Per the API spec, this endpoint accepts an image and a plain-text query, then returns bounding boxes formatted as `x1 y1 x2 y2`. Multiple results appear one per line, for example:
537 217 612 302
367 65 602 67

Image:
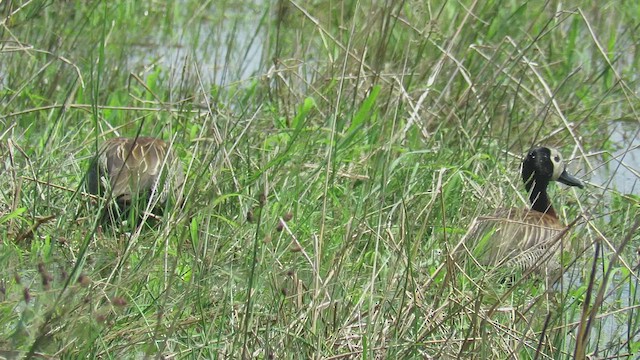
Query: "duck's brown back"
88 137 184 207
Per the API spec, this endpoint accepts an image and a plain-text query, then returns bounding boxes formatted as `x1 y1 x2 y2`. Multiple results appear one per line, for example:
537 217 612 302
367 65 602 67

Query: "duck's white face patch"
549 148 565 180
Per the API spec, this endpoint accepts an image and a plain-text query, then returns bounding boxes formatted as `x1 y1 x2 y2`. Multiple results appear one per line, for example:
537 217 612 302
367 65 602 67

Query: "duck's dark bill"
558 170 584 188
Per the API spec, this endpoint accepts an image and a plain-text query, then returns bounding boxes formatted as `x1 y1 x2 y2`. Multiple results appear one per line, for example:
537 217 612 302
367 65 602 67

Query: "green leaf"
0 207 27 224
347 85 380 134
291 97 316 129
190 217 199 248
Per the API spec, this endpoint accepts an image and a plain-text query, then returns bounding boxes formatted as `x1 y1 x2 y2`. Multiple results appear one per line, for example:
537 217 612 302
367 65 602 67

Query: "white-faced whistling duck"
468 146 584 276
87 136 184 222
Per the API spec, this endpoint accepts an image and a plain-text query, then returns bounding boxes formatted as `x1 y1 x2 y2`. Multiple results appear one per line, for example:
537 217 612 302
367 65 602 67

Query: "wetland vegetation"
1 0 639 358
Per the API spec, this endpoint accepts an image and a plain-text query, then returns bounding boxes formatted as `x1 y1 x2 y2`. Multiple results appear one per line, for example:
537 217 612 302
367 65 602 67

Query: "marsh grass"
1 0 639 358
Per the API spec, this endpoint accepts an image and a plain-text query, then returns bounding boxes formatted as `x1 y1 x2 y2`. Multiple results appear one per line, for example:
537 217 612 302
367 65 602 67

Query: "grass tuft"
0 0 639 358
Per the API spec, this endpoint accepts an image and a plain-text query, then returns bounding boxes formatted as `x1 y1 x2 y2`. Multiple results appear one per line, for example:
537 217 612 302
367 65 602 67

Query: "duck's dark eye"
554 155 560 162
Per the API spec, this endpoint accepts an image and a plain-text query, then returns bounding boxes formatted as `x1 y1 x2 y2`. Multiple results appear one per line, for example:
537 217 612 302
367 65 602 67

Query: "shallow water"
591 121 640 195
126 2 266 87
562 263 640 355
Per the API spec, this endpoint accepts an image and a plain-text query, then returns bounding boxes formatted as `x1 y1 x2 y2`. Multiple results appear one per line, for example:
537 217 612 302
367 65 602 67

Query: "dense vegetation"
1 0 639 358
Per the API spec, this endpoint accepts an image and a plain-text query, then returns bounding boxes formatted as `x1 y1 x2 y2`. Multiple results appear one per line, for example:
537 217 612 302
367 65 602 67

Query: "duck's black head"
522 147 584 192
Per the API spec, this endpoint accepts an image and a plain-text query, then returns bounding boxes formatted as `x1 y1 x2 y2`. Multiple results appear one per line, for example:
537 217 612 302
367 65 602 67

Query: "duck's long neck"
528 180 557 218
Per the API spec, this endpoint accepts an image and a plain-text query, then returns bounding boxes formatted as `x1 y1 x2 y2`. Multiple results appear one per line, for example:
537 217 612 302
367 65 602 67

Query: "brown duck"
87 136 184 221
468 147 584 275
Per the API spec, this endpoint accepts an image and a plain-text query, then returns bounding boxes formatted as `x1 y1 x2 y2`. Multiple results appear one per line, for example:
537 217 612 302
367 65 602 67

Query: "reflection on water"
565 117 639 351
559 120 640 354
127 2 266 86
593 121 640 195
562 264 640 355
